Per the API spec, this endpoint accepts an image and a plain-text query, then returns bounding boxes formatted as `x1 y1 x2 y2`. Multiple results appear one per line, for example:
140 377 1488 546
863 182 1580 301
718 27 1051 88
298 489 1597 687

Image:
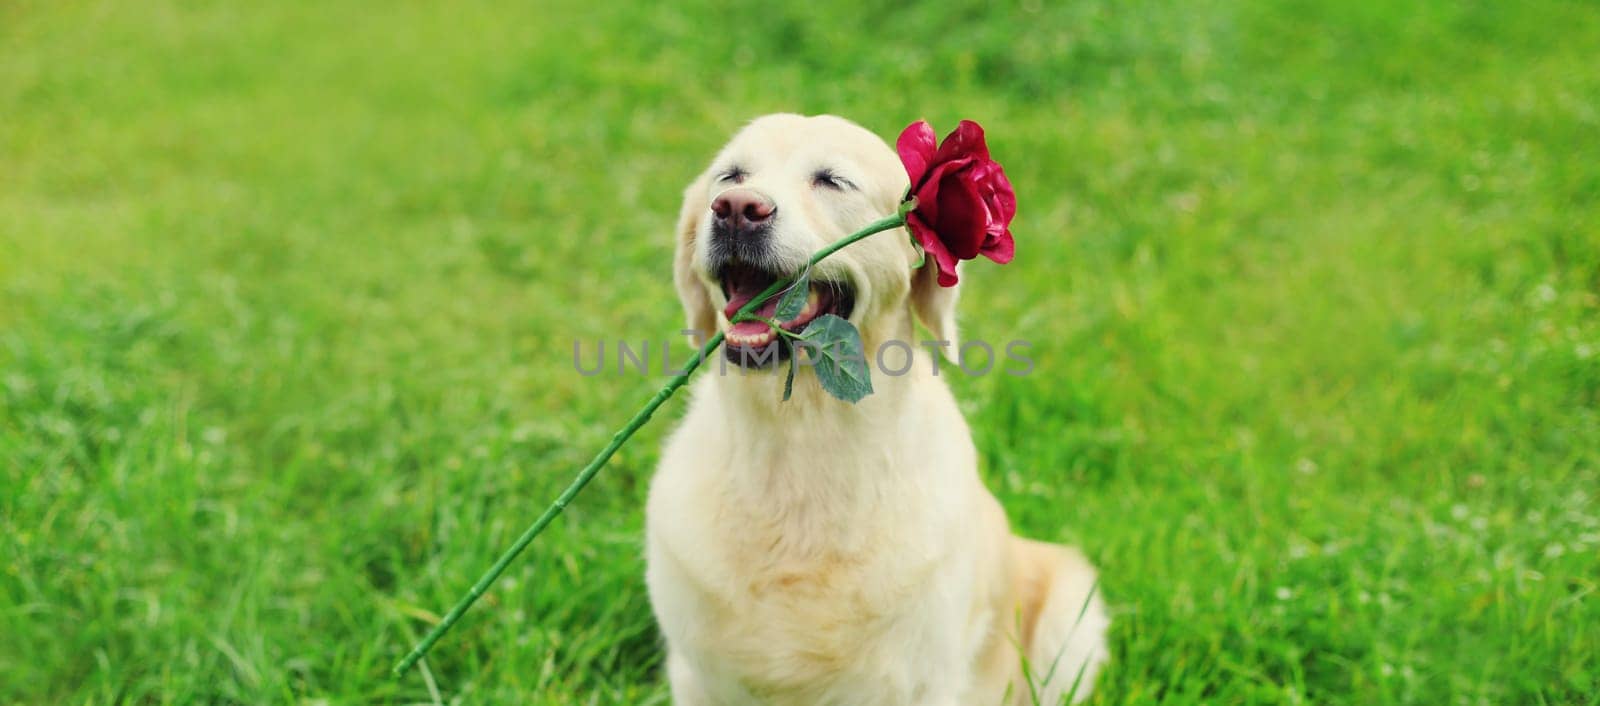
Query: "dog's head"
673 114 958 379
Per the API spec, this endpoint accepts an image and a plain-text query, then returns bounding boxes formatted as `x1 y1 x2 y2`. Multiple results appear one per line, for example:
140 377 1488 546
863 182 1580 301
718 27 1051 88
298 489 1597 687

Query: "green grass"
3 0 1597 703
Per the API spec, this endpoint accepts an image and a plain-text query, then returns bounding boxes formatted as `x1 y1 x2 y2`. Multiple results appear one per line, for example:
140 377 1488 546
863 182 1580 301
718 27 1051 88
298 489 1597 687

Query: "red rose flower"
896 119 1017 287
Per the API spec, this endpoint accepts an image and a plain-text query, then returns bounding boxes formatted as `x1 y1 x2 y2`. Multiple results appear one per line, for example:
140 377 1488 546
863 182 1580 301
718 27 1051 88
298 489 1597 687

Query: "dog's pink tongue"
729 319 771 338
724 293 781 338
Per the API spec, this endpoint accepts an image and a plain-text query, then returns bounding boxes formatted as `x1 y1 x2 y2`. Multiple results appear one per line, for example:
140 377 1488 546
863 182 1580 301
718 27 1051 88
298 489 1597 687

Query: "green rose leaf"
781 341 798 402
800 314 873 403
774 271 811 323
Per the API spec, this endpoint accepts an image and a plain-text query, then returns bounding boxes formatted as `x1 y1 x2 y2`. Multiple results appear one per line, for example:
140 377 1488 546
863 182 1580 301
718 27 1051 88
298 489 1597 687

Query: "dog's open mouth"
719 262 855 366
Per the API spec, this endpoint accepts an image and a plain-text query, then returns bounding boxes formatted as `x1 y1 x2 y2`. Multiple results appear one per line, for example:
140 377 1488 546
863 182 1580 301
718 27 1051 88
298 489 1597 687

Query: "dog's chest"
656 491 947 696
647 389 982 700
684 548 939 699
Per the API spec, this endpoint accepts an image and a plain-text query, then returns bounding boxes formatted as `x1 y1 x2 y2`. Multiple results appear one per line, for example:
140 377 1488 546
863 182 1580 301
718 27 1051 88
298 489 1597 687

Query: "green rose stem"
391 206 912 678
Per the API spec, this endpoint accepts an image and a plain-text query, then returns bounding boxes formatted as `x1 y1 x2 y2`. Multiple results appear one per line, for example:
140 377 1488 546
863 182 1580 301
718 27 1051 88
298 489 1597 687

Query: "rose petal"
973 162 1017 227
896 121 938 187
933 120 991 166
979 229 1015 264
934 257 959 287
911 154 973 227
935 169 990 259
909 214 961 287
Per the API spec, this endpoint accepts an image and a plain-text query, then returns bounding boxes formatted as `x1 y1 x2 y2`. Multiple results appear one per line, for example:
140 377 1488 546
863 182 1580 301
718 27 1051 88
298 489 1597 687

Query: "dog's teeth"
802 289 819 318
728 329 774 347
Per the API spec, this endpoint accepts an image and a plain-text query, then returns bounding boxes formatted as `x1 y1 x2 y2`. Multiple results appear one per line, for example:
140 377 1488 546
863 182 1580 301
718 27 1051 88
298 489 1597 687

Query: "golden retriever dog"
646 114 1108 705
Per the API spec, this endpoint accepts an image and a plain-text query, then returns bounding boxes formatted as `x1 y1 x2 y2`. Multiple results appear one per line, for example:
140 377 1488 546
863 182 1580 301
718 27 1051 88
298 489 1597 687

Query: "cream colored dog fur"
646 114 1108 705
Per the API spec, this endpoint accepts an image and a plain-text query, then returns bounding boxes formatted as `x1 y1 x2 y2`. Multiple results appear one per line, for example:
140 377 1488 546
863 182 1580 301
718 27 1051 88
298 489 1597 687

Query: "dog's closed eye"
718 166 747 184
811 169 853 191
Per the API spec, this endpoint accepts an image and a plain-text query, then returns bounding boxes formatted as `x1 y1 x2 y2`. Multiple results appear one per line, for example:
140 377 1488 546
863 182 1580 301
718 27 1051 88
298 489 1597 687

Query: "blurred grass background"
2 0 1597 703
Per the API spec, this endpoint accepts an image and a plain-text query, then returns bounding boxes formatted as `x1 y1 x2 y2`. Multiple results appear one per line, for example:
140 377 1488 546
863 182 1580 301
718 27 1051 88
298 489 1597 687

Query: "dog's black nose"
711 188 776 235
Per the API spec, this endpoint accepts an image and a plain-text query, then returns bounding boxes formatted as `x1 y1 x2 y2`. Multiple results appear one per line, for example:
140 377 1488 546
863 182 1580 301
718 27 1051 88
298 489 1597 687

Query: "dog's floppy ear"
673 171 717 343
910 258 959 355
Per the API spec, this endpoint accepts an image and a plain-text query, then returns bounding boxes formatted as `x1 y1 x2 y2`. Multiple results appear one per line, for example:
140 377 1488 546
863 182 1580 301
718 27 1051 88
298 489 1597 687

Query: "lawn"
2 0 1597 703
